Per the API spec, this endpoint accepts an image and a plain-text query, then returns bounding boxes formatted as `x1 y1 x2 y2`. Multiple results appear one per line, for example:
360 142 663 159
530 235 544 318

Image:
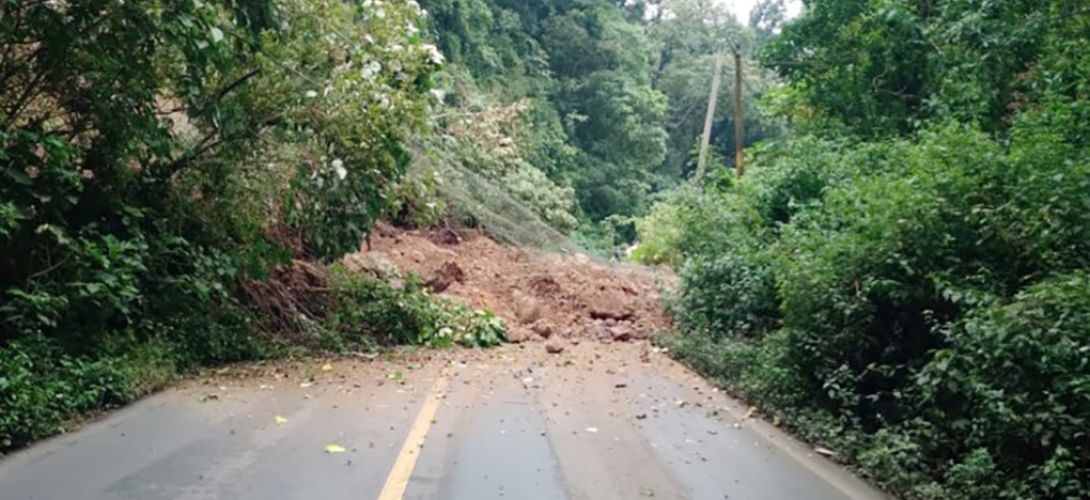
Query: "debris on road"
324 443 347 454
346 223 674 344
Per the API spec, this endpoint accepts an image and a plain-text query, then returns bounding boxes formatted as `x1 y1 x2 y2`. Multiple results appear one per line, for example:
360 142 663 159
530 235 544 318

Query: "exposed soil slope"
344 223 674 343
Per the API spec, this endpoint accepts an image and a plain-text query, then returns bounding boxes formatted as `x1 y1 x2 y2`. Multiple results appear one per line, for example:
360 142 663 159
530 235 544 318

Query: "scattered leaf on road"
321 363 333 372
325 443 347 454
275 415 288 426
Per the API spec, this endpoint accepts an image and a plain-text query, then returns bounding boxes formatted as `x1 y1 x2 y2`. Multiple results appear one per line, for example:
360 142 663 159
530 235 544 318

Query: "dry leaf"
321 363 333 372
275 415 288 426
325 443 347 454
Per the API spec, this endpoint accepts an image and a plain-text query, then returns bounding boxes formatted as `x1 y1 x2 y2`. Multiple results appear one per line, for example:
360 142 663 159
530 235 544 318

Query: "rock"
531 322 553 339
343 253 401 280
604 318 617 327
545 340 564 354
506 327 533 343
429 227 462 245
424 261 465 292
610 325 633 342
513 291 543 325
589 307 634 321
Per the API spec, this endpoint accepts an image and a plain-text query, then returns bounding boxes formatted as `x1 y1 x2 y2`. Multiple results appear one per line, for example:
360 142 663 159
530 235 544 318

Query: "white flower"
375 8 385 19
422 44 445 65
305 90 318 98
46 0 68 12
361 61 382 80
332 159 347 180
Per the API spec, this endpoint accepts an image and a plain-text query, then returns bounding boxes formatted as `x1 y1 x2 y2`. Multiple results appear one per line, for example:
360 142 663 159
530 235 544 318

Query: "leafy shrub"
0 0 466 453
674 251 778 340
664 121 1090 498
917 273 1090 499
0 333 174 449
325 267 506 348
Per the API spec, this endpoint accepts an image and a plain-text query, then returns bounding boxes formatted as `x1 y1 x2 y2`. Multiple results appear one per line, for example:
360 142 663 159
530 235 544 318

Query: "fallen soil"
343 223 675 345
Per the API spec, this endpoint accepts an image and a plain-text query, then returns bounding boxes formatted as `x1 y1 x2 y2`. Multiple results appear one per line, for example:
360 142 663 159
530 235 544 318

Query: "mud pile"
343 223 674 343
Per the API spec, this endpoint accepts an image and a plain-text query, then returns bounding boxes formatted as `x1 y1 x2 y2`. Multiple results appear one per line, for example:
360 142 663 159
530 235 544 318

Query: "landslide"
344 223 674 343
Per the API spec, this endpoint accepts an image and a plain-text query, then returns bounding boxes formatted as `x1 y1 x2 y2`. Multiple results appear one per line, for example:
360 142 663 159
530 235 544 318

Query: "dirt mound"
347 222 674 343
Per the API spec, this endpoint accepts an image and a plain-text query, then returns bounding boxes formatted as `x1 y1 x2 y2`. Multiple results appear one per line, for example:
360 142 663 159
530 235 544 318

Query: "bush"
0 0 471 454
663 121 1090 498
0 333 174 449
917 273 1090 498
325 267 506 349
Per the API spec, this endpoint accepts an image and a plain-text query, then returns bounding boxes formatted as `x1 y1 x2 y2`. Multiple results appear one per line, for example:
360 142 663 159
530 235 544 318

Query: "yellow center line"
376 371 450 500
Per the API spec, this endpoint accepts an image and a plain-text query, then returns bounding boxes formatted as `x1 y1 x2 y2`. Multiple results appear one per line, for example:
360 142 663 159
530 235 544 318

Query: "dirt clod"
532 322 553 339
545 341 565 354
424 261 465 292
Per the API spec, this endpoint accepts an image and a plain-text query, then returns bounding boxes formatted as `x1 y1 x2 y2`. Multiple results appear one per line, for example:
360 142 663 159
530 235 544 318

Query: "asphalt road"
0 342 888 500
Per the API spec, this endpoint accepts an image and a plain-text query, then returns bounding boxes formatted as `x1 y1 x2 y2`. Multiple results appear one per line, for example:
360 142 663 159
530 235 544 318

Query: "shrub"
665 121 1090 498
325 267 506 349
917 273 1090 498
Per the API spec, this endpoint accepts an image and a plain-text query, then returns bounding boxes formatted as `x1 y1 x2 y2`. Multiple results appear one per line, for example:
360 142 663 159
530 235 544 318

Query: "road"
0 342 887 500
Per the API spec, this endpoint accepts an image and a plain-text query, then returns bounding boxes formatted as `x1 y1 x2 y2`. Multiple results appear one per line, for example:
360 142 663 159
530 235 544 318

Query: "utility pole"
696 43 746 181
732 47 744 177
697 52 723 181
695 51 723 182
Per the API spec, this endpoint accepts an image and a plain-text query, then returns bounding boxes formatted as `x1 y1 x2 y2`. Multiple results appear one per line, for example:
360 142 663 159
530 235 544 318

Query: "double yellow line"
376 372 450 500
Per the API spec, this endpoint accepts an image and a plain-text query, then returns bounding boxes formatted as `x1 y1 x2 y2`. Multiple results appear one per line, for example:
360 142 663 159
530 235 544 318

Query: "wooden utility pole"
695 51 723 181
732 48 744 177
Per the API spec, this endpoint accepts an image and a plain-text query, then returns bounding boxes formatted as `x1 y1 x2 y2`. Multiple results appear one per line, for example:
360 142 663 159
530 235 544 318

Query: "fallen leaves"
275 415 288 426
325 443 347 454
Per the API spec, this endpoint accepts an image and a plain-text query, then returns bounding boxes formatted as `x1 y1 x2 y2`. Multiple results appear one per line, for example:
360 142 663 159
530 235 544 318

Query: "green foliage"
661 123 1090 497
420 0 669 221
646 0 781 183
325 267 506 348
0 0 487 453
659 2 1090 496
763 0 1090 137
655 116 1090 498
0 333 175 449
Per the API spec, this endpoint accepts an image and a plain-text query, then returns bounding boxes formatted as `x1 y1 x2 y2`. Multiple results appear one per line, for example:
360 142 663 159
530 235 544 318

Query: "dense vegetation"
0 0 753 452
0 0 509 450
639 0 1090 497
6 1 1088 497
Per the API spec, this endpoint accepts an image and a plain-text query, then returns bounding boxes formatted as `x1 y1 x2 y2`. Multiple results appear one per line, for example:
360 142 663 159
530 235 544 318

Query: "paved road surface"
0 342 887 500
